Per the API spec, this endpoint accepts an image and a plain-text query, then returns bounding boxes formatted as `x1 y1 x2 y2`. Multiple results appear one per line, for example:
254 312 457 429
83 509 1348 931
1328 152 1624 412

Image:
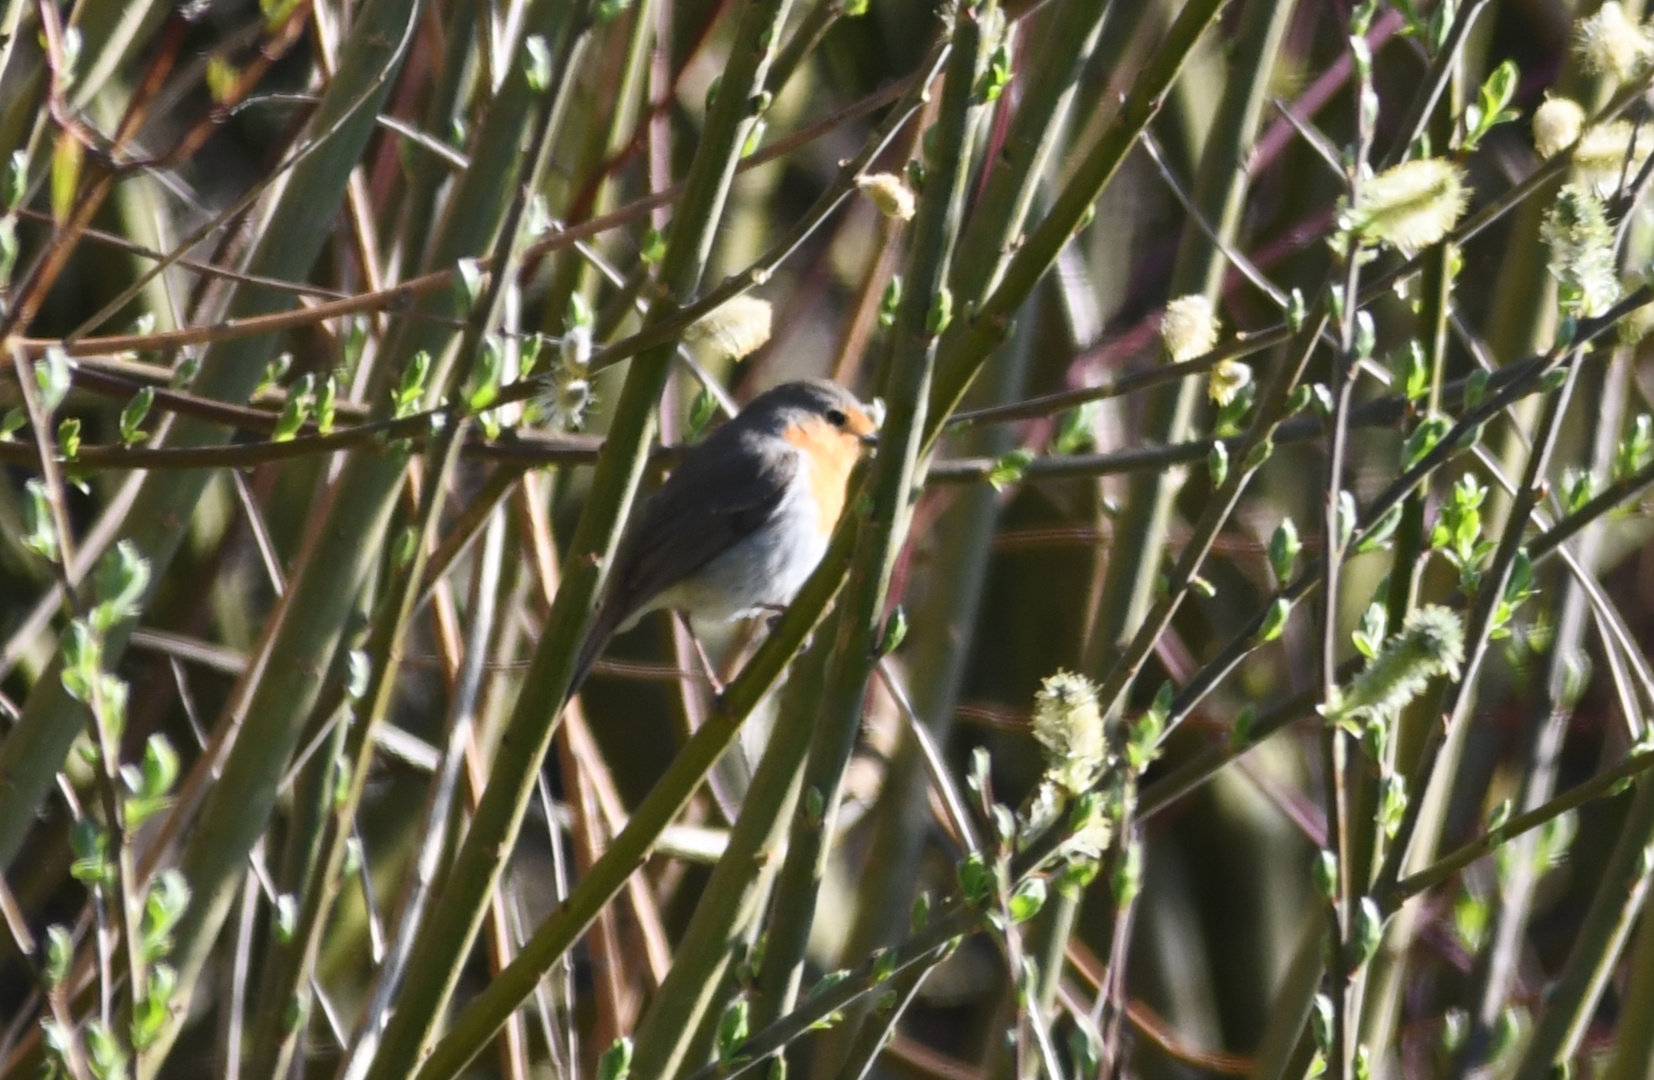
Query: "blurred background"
3 1 1654 1079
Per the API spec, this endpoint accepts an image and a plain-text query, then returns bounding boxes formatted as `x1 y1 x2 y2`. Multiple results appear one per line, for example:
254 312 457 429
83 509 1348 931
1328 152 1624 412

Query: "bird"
569 378 880 695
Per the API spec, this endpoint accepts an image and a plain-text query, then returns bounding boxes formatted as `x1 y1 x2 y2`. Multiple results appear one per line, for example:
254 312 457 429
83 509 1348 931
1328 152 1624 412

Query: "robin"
570 378 880 693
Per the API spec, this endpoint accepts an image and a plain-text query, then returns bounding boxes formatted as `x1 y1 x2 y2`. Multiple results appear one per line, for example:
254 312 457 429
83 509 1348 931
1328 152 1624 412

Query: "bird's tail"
566 599 622 702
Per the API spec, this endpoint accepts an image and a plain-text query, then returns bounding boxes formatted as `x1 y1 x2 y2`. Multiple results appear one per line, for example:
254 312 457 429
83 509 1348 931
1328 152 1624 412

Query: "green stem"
1370 350 1587 905
360 5 799 1076
624 611 835 1079
926 0 1228 436
407 521 857 1080
1511 777 1654 1080
750 4 983 1041
0 0 423 873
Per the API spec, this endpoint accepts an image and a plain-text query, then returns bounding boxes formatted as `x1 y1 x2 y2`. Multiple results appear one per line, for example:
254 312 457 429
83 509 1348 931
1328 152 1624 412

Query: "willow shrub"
4 3 1654 1080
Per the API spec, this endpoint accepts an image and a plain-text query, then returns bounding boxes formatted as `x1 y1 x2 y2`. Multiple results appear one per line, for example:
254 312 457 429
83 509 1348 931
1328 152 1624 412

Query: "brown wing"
569 426 797 694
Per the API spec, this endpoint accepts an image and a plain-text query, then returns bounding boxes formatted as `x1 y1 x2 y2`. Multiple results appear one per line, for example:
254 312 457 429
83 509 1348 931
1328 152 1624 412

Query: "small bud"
1207 358 1252 406
597 1038 633 1080
685 295 773 361
1031 670 1108 794
1259 597 1292 643
855 172 916 221
1269 518 1301 582
1341 158 1469 251
1532 96 1585 158
1351 897 1383 968
1111 837 1143 906
1313 849 1338 900
1008 877 1046 923
1311 994 1334 1054
1575 2 1654 84
1160 294 1220 363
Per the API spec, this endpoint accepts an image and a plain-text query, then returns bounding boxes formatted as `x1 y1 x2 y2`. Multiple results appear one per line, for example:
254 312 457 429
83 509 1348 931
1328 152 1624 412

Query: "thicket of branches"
7 1 1654 1079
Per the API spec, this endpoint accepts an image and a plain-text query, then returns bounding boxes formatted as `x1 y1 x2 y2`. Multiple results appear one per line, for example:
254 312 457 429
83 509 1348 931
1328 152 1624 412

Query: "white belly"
651 457 829 623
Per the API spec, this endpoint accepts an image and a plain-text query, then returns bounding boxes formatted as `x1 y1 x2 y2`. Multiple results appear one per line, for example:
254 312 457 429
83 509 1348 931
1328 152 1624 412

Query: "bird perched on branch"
570 378 879 693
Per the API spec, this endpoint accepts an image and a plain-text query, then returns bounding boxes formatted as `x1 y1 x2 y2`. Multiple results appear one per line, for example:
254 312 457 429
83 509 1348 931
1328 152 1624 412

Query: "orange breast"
783 417 863 536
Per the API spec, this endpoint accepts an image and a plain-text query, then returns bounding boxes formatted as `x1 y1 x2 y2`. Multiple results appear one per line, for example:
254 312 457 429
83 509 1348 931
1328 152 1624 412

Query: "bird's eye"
825 408 848 428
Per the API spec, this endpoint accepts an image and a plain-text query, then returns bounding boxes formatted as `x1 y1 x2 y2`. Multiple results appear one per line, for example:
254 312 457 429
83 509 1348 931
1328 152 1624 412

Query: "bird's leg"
675 611 726 696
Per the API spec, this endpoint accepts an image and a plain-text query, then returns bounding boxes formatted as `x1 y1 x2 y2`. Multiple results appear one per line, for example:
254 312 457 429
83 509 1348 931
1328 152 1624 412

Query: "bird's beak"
859 431 879 448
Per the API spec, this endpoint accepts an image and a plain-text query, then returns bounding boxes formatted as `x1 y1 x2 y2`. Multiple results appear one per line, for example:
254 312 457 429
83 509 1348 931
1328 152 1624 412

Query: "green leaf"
132 964 177 1049
807 968 851 1001
1311 994 1334 1053
394 351 430 418
879 276 901 328
92 541 151 632
957 852 992 906
1111 838 1142 906
141 870 190 961
523 35 551 92
1269 517 1300 582
57 417 80 459
926 287 953 335
975 42 1012 104
272 373 314 441
1399 340 1428 401
274 893 298 944
1614 414 1652 481
639 227 666 265
1242 436 1274 472
315 375 337 434
4 149 26 210
119 387 154 445
84 1019 126 1080
466 337 504 411
1402 413 1452 469
686 388 718 442
1336 490 1357 551
1313 849 1338 900
1259 597 1292 643
878 606 908 656
43 925 71 986
1008 877 1046 923
1355 502 1403 554
22 479 58 561
1380 775 1407 839
1454 887 1489 952
987 448 1034 491
256 353 291 396
205 54 240 103
1351 898 1383 966
1463 368 1490 410
36 346 71 414
910 890 930 931
596 1039 633 1080
1352 602 1387 660
715 997 749 1065
455 258 485 313
1465 61 1520 148
1052 401 1099 454
69 819 109 885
